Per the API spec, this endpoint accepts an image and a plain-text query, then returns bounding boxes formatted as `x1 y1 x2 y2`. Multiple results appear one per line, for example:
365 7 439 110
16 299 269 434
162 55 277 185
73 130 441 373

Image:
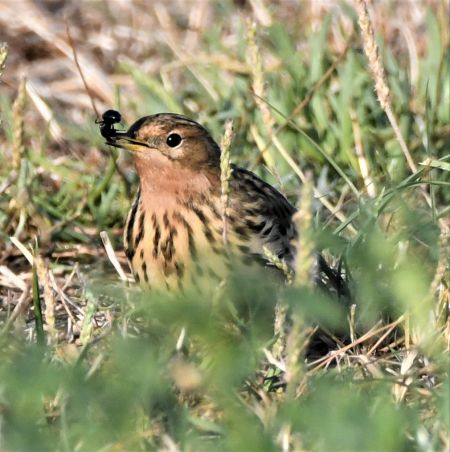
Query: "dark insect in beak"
97 109 128 141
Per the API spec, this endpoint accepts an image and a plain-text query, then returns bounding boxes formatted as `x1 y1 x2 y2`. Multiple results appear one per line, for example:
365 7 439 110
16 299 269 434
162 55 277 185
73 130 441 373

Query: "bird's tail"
315 253 351 302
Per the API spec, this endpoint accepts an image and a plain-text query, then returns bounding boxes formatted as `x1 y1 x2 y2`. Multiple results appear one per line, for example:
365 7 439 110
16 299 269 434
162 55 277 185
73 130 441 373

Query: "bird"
100 110 345 294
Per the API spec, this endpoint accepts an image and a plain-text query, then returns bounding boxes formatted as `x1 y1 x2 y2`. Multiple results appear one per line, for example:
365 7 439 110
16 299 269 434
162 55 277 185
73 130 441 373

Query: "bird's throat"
134 155 218 211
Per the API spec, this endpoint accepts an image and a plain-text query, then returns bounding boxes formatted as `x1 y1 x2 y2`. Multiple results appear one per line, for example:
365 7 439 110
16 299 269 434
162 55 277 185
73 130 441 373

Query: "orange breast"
124 193 233 291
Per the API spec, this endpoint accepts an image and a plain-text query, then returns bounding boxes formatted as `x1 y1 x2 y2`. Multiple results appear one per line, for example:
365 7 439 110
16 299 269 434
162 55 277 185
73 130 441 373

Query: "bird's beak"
105 133 150 152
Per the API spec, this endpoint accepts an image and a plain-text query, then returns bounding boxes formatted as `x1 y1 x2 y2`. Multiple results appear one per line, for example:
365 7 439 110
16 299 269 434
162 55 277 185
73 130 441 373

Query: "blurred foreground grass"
0 1 449 450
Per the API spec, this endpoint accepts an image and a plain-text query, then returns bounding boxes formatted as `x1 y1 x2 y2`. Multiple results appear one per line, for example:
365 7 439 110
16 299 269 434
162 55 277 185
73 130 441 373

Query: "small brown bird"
101 111 342 293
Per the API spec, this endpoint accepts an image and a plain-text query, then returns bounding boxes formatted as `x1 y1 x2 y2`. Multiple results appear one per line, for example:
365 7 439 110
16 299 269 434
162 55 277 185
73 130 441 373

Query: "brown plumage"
103 112 342 293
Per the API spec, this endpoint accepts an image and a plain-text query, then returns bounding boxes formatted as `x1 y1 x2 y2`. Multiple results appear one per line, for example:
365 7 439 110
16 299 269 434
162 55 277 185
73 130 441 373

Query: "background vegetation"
0 0 448 450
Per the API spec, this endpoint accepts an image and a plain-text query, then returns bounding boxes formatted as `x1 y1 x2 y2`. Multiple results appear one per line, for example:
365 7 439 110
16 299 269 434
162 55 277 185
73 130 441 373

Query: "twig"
65 21 100 119
308 315 405 371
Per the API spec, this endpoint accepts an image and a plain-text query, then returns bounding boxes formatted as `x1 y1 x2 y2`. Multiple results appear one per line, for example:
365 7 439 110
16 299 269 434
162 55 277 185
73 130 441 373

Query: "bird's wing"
227 166 349 299
228 166 297 268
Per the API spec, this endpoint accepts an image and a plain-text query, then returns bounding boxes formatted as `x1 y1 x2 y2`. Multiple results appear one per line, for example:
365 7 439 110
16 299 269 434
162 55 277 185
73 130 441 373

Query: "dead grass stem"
220 120 234 247
293 175 315 287
355 0 418 174
12 78 26 171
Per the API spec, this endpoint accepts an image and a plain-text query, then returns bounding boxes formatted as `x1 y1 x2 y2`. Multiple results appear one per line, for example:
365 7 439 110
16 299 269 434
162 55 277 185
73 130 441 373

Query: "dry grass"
220 119 234 247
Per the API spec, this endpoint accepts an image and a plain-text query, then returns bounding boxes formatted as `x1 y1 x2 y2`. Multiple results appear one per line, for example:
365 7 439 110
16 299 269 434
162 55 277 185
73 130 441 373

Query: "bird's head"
105 112 221 171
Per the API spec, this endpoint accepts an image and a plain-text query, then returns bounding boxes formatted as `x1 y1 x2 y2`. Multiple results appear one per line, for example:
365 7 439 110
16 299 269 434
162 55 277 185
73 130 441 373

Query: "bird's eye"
166 133 182 148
